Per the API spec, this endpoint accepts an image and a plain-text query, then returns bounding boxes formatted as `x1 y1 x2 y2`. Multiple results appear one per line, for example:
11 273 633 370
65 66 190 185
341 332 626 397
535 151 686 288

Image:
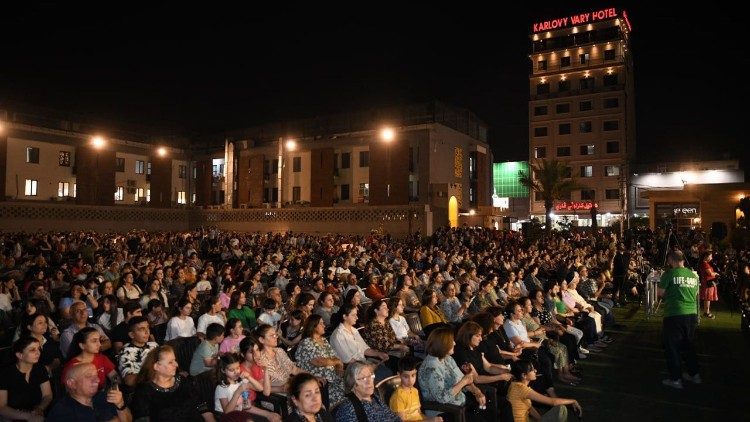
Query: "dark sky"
1 2 746 164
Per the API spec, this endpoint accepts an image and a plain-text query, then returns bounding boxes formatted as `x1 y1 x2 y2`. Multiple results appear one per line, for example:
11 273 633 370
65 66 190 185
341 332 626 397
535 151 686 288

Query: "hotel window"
603 120 619 131
604 49 616 60
359 151 369 167
557 80 570 92
115 186 124 201
341 152 350 169
58 182 70 197
581 189 596 200
558 123 571 135
604 98 619 108
579 77 594 89
292 186 301 202
293 156 301 172
24 179 38 196
538 60 547 71
605 189 620 199
579 100 592 111
561 56 571 67
603 74 618 86
580 166 593 178
556 103 570 114
606 141 620 153
557 146 571 157
340 184 350 201
59 151 71 166
178 165 187 179
580 145 594 155
605 165 621 177
534 106 548 116
534 147 546 158
135 160 145 174
579 121 592 133
533 127 548 137
26 147 40 164
178 191 187 204
579 53 589 64
536 83 549 95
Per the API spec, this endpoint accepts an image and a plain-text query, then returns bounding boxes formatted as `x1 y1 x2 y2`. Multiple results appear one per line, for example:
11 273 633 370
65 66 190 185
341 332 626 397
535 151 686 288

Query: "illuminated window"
178 191 187 204
135 160 145 174
580 166 593 177
58 182 69 197
605 165 620 177
579 53 590 64
115 186 124 201
580 145 594 155
24 179 38 196
534 147 546 158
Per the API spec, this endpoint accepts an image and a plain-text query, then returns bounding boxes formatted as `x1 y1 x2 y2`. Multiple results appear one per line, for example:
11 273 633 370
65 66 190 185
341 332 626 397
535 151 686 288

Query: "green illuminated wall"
493 162 529 198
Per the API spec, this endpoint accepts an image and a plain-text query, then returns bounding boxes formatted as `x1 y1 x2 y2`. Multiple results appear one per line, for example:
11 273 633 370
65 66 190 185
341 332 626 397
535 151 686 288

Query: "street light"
380 127 395 198
157 147 167 157
277 138 297 208
90 136 106 204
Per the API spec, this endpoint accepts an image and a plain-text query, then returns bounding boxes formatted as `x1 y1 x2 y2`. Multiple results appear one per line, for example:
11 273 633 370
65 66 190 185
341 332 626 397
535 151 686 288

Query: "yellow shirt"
419 305 448 327
507 381 533 422
389 386 424 421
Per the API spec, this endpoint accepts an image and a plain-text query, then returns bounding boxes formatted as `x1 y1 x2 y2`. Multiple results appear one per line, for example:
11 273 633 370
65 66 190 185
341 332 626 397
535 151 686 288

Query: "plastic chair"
375 375 401 404
404 312 424 337
167 336 201 374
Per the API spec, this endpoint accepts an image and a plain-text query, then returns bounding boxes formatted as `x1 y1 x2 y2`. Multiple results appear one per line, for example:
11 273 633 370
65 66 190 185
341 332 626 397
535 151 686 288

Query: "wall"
0 201 433 236
114 152 149 205
6 136 76 200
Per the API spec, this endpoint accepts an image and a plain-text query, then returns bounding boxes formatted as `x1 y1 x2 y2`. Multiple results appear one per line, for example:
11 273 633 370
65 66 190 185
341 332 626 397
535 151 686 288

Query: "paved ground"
554 301 748 421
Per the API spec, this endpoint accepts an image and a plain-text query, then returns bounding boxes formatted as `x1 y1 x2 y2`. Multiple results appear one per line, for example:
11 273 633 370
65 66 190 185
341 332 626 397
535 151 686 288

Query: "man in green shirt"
658 250 701 389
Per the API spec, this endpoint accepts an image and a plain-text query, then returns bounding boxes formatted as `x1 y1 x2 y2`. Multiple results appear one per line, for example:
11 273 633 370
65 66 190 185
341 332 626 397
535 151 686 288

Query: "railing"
534 55 624 74
532 83 624 100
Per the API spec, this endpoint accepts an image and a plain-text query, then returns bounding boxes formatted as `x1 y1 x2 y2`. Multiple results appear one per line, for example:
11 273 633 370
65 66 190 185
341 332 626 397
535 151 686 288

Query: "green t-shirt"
228 306 257 329
659 267 699 317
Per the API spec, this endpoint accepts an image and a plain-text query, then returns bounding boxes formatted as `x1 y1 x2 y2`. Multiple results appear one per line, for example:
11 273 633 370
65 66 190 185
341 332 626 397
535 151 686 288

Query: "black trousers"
663 314 700 381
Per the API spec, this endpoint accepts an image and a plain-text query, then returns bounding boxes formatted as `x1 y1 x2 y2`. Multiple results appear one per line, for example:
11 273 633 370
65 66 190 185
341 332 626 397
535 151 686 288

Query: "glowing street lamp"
157 147 167 157
91 136 106 149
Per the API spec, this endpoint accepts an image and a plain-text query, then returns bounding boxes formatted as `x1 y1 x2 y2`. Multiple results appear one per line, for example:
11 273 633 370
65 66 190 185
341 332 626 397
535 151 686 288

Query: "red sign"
554 201 598 211
533 8 619 33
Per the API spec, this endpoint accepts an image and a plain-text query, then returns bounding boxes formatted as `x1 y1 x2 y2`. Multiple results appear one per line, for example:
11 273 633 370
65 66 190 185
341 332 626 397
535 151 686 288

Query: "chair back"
167 335 201 372
192 370 218 412
404 312 423 334
375 375 401 405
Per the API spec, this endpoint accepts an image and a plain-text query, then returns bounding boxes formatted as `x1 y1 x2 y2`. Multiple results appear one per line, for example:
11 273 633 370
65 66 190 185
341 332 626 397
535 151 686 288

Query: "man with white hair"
47 362 131 421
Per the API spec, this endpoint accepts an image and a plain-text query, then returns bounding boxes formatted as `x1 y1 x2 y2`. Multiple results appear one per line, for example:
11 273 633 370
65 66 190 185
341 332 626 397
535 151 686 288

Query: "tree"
519 159 582 236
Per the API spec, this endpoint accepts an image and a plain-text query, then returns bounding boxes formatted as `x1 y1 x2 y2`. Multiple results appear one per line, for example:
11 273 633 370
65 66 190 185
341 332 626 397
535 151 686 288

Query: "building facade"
528 7 636 228
221 102 492 227
0 109 190 208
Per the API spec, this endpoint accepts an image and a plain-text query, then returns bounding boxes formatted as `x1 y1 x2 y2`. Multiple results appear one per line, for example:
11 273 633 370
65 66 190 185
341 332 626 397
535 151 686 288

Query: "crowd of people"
0 225 741 421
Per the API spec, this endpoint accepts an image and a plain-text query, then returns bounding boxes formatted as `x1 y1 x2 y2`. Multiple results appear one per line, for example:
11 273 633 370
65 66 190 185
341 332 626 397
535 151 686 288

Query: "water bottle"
241 389 250 410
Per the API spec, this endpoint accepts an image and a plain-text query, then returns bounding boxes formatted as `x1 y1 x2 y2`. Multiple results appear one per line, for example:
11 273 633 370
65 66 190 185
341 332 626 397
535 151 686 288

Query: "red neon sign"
554 201 598 211
532 8 619 33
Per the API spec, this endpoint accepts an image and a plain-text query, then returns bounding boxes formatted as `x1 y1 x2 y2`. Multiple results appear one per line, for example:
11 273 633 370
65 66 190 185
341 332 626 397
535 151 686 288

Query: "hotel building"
528 7 635 227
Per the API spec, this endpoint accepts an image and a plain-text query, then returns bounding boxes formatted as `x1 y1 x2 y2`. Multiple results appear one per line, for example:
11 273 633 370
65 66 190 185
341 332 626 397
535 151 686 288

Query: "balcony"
532 83 624 100
533 55 624 75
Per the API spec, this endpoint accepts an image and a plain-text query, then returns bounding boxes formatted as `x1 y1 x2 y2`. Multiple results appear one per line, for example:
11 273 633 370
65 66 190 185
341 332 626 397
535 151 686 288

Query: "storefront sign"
673 207 698 216
554 201 598 211
532 8 618 33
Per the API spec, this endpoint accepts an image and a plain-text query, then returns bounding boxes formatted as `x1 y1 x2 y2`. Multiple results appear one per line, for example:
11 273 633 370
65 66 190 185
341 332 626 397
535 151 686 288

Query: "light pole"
277 138 296 208
91 136 105 204
380 128 395 200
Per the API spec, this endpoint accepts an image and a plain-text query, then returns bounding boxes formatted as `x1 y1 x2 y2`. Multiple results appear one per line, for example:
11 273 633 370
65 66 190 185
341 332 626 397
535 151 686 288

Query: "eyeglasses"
356 374 375 383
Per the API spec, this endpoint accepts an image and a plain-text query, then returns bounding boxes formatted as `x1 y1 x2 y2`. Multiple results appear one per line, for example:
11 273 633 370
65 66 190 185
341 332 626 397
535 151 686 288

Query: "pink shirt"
219 335 245 354
219 292 231 310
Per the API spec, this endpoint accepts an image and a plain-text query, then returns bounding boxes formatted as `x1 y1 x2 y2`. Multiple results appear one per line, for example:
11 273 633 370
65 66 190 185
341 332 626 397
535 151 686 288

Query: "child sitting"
390 357 443 422
257 298 282 327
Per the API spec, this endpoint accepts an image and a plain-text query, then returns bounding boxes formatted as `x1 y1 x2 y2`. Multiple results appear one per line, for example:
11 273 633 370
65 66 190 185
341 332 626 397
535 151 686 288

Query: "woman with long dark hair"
507 360 582 422
0 337 53 421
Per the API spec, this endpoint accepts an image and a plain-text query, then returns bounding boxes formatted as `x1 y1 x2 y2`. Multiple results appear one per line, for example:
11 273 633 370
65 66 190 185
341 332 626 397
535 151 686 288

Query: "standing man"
658 250 701 389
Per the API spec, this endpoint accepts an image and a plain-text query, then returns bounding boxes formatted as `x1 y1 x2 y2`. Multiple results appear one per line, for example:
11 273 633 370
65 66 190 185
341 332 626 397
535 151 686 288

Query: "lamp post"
91 136 105 204
380 128 395 200
277 138 297 209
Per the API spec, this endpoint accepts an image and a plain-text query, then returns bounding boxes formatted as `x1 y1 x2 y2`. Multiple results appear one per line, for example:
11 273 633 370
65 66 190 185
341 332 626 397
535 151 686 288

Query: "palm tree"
519 159 581 235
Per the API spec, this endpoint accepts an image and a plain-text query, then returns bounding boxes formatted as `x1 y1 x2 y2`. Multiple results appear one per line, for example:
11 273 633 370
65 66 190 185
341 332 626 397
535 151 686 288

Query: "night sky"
1 2 746 166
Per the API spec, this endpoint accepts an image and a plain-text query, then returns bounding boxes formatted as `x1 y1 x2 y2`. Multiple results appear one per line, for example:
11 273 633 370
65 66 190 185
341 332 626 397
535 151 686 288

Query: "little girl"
215 352 281 422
